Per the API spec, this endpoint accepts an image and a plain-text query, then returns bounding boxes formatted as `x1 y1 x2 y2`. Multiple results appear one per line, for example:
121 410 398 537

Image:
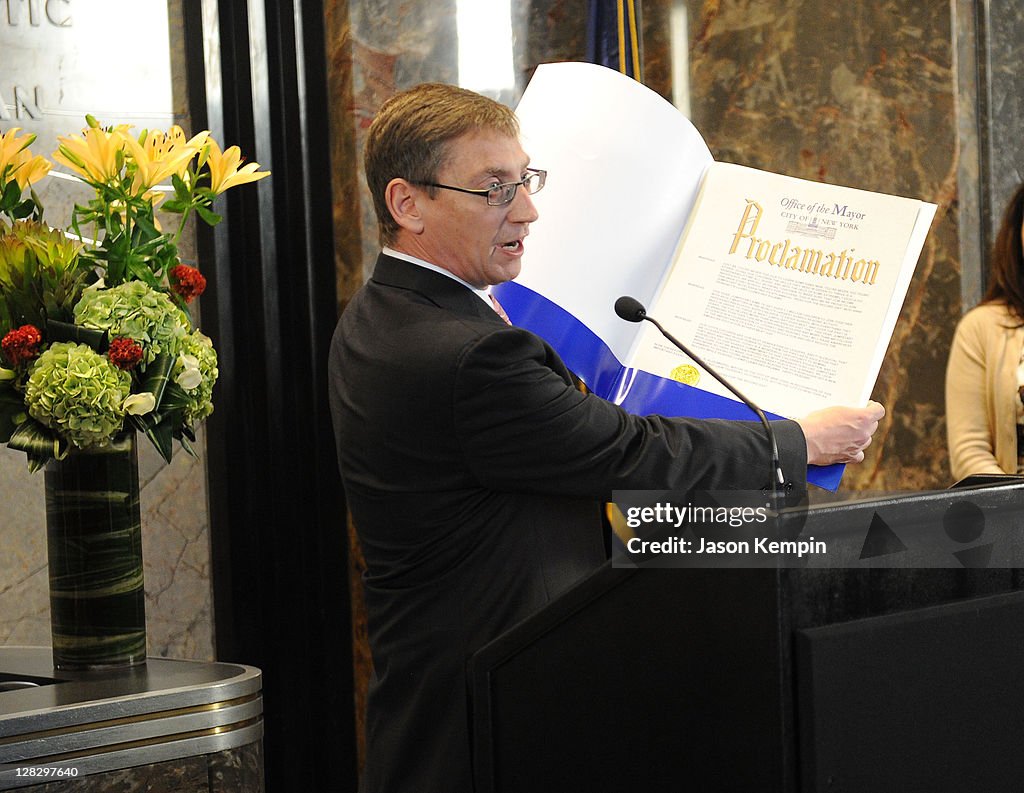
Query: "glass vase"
44 431 147 669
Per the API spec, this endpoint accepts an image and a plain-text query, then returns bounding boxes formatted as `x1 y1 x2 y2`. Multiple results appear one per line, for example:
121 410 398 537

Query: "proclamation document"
496 61 936 488
629 162 930 419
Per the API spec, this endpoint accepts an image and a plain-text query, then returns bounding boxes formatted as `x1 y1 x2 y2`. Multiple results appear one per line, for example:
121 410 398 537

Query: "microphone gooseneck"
614 295 786 498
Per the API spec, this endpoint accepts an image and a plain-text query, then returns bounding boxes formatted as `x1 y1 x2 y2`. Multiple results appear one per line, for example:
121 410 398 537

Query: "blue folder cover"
493 279 844 491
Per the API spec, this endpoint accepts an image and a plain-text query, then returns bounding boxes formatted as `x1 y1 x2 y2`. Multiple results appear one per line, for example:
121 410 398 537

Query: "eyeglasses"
415 168 546 207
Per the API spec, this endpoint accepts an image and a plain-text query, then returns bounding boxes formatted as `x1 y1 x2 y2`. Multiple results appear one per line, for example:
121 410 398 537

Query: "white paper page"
514 62 714 362
861 200 937 391
631 162 933 418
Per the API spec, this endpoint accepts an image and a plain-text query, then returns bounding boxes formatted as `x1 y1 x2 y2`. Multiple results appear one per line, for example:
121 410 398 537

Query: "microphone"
614 295 648 323
614 295 786 497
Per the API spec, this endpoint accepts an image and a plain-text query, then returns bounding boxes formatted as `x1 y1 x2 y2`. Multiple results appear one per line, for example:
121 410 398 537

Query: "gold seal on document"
670 364 700 386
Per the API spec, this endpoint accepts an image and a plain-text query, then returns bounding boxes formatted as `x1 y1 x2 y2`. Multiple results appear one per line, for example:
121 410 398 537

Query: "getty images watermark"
621 501 824 557
611 485 1024 569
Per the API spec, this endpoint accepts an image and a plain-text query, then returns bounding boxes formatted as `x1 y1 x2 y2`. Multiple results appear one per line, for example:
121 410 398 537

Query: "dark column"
954 0 1024 307
183 1 357 790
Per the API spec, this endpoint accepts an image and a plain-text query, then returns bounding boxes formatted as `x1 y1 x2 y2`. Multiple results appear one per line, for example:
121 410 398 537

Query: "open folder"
493 62 937 490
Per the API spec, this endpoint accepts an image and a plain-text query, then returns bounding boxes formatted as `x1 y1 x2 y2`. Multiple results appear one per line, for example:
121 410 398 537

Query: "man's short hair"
364 83 520 245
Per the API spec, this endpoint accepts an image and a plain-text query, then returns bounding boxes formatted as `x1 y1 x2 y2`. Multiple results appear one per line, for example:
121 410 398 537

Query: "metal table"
0 647 263 791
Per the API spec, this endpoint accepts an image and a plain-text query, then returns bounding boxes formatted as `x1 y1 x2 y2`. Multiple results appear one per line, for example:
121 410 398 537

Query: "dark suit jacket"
328 253 808 793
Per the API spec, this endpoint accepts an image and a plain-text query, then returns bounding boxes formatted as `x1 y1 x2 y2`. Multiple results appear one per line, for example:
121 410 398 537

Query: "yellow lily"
0 128 50 187
0 128 34 169
53 125 128 185
119 130 200 194
204 138 270 195
163 126 211 155
10 149 52 188
160 126 213 185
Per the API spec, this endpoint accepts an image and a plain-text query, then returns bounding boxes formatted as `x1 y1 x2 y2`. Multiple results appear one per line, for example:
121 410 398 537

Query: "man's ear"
385 178 425 234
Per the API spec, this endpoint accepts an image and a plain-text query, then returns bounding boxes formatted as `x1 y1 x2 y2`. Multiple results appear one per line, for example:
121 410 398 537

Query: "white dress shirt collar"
383 247 493 306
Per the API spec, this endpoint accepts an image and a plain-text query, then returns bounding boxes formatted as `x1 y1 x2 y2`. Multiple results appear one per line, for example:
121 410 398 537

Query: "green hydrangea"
172 330 218 425
73 281 190 368
24 341 131 448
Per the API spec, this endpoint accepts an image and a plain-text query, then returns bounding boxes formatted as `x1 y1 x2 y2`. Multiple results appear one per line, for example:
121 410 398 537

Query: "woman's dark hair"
982 181 1024 323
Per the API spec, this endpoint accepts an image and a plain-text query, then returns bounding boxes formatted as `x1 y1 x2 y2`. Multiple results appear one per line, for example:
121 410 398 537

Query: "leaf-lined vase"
44 431 147 669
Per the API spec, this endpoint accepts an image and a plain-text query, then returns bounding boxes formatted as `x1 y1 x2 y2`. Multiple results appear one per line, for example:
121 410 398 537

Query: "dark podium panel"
469 483 1024 793
797 592 1024 792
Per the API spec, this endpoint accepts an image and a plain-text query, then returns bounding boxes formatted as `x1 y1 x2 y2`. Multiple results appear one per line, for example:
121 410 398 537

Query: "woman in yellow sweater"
946 182 1024 480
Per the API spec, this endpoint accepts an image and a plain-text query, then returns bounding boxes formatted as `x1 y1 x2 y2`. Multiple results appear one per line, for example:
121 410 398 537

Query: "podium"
469 482 1024 792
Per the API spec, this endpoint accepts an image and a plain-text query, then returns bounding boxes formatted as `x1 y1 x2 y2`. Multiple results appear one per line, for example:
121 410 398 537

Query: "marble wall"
0 0 214 663
685 0 960 490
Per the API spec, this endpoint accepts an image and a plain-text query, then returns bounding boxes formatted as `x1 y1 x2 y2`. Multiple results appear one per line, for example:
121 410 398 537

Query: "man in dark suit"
328 82 883 793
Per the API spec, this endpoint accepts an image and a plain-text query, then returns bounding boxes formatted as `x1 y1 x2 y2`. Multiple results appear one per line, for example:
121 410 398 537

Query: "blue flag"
586 0 643 81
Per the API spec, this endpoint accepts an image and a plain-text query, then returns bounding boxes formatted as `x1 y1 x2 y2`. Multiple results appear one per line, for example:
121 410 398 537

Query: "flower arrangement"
0 119 268 470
